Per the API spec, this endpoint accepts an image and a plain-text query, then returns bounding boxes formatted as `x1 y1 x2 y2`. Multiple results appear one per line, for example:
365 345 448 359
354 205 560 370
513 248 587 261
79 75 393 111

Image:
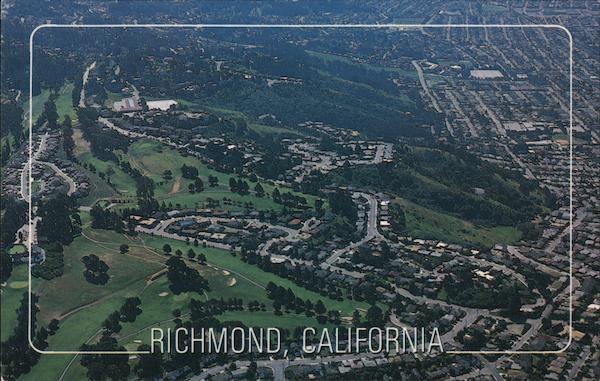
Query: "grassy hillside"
122 139 321 211
332 145 553 246
394 197 521 247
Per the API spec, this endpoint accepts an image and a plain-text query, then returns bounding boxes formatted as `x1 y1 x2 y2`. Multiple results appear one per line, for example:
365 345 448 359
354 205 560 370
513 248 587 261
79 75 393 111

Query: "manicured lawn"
139 234 368 318
78 151 137 195
55 82 77 123
395 197 522 248
8 244 27 255
24 88 51 130
0 266 41 342
126 139 322 211
36 229 164 323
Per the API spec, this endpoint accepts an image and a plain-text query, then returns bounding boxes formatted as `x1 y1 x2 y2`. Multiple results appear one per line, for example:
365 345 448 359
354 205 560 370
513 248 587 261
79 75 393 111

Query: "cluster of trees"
0 249 12 283
351 241 394 268
36 98 59 130
203 141 245 173
240 238 350 302
90 204 124 231
102 297 143 334
254 139 300 180
207 174 219 187
1 101 25 164
180 164 205 193
272 188 308 209
389 203 407 234
78 108 129 162
228 177 247 194
80 335 130 381
439 268 522 314
80 296 144 379
37 194 80 245
265 282 340 324
1 196 27 248
0 293 49 379
31 242 64 280
181 164 199 179
61 116 75 158
81 254 110 285
166 256 210 294
328 189 357 224
1 196 27 283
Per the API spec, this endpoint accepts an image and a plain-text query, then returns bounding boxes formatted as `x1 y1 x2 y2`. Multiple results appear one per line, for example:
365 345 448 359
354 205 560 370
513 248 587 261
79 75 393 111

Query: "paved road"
412 60 442 113
325 192 382 265
190 352 382 381
79 61 96 108
37 161 77 196
20 132 48 200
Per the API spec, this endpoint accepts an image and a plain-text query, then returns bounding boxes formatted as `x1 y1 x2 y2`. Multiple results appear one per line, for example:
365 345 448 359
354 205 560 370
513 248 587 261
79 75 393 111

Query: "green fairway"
36 229 164 323
139 233 368 317
0 266 41 342
126 139 321 211
55 82 77 123
25 88 51 130
78 151 137 195
8 244 27 255
395 197 522 247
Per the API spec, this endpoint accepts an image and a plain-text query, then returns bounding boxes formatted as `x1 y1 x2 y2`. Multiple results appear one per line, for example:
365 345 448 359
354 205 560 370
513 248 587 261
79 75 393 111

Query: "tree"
188 183 195 193
61 116 75 158
81 254 109 285
135 344 164 379
187 249 196 260
119 297 142 322
352 310 361 326
198 253 207 264
42 98 58 129
247 360 257 381
165 257 209 294
272 188 281 203
254 182 265 197
366 305 383 326
37 194 77 244
194 177 204 192
315 199 324 214
175 249 183 257
229 177 238 192
119 244 129 254
1 248 13 283
81 335 130 380
315 300 326 315
389 203 406 233
162 244 172 255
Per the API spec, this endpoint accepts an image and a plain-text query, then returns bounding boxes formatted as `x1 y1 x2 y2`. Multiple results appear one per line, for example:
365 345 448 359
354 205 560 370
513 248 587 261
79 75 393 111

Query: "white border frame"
27 23 573 356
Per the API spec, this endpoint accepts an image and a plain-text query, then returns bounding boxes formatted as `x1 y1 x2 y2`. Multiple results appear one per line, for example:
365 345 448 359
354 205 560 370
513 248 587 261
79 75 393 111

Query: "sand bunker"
227 277 237 287
158 292 169 297
222 270 230 276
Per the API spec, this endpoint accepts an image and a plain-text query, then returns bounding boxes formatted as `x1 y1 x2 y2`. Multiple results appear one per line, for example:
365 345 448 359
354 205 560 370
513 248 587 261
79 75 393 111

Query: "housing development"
0 1 598 381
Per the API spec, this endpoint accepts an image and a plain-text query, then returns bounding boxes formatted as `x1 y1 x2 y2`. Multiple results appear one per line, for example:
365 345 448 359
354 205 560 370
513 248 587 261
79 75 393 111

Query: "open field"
395 197 522 247
249 122 304 137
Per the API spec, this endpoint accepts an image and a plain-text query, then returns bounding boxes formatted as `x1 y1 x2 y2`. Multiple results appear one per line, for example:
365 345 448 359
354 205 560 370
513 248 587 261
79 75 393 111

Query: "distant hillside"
331 145 555 227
